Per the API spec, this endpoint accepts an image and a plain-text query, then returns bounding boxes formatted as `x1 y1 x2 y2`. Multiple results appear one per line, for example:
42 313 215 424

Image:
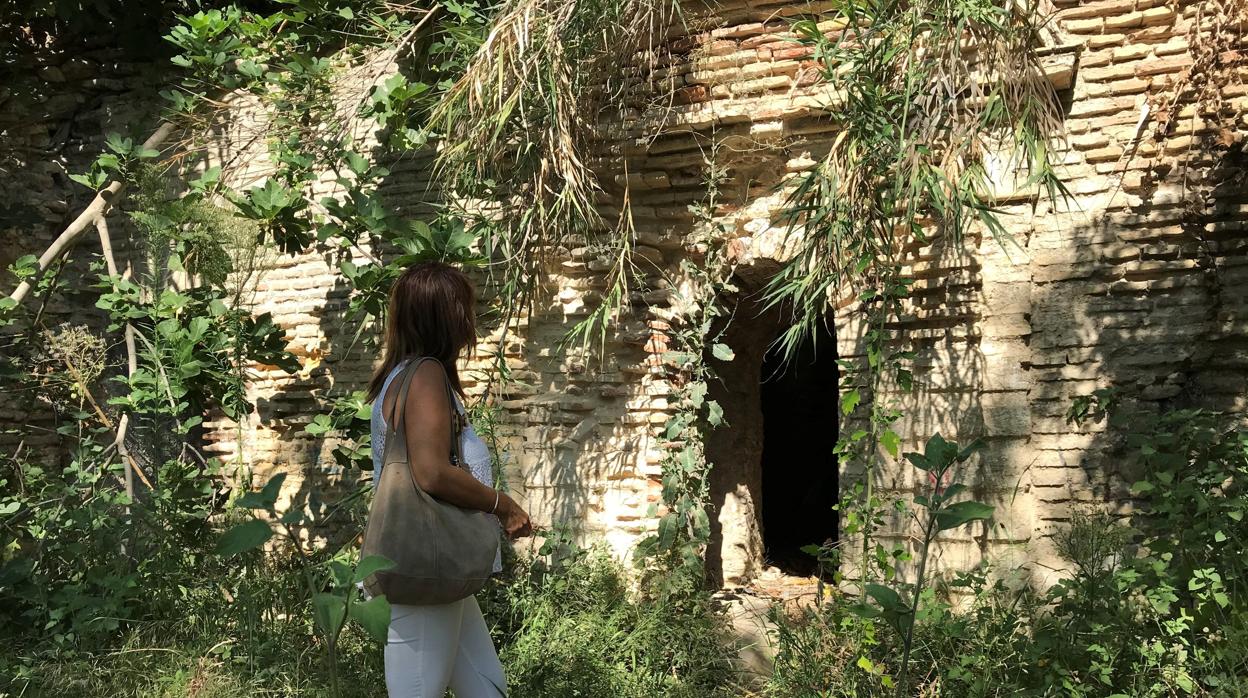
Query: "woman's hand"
495 493 532 540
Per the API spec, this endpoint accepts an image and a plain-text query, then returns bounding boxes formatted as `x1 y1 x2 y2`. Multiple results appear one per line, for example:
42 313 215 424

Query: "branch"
54 346 153 490
95 213 141 498
6 121 178 308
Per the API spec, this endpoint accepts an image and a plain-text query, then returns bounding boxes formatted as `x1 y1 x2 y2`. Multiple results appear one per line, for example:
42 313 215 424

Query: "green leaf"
353 555 396 584
706 400 724 427
934 501 995 532
687 381 707 409
312 593 347 635
865 582 905 613
679 447 697 473
236 473 286 510
215 519 273 557
711 343 735 361
939 483 967 501
69 172 104 190
664 414 687 440
330 560 353 586
661 351 695 368
880 429 900 457
847 601 881 619
904 451 932 471
305 414 335 437
657 513 679 550
840 389 861 415
923 433 958 469
349 595 391 643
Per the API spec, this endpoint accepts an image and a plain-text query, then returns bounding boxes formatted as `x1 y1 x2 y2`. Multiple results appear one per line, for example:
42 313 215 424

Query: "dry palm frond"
428 0 679 348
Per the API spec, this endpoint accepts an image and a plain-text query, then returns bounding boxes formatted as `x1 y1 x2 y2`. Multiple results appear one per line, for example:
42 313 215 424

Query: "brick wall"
0 50 165 458
5 1 1246 588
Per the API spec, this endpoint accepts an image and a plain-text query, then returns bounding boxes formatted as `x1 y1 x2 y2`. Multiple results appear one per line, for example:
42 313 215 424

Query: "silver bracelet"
490 489 500 514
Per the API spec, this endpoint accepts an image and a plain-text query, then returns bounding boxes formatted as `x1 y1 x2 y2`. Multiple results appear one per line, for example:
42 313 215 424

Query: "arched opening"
704 277 840 587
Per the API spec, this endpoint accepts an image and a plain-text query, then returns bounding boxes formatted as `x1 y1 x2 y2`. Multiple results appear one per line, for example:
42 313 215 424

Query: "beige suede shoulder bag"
361 357 499 605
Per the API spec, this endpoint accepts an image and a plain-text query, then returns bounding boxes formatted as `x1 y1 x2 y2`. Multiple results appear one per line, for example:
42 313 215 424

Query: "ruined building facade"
4 0 1246 588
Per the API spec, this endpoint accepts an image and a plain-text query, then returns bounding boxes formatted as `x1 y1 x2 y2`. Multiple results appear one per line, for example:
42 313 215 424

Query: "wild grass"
1 529 742 698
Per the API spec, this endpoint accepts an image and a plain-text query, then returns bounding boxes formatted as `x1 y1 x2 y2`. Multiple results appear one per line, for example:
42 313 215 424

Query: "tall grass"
2 526 743 698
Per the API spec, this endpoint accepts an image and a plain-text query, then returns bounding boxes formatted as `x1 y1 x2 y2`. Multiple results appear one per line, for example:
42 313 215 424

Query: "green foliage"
769 0 1067 357
68 134 162 191
166 7 252 88
1 547 389 698
770 406 1248 697
10 1 740 696
0 445 222 648
429 0 681 354
633 153 736 591
363 73 432 149
842 434 992 694
12 1 1247 696
768 0 1067 639
305 391 374 470
214 473 394 694
228 179 313 254
96 279 296 422
481 535 741 698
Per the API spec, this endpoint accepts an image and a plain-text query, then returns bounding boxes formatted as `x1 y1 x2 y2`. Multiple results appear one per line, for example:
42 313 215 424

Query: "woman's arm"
390 360 532 538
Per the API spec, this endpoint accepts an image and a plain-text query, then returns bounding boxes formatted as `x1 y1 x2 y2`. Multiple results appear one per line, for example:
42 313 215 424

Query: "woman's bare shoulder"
405 359 451 406
382 359 447 414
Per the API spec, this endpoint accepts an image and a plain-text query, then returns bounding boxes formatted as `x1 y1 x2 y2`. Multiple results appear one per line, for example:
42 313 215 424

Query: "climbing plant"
1 0 1079 618
765 0 1069 587
633 145 738 590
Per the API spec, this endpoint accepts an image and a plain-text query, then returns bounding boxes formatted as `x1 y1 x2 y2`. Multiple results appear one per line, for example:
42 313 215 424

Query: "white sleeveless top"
371 359 502 573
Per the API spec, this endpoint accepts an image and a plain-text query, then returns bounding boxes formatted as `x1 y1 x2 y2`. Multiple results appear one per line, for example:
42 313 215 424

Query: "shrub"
480 533 743 698
0 449 223 648
767 405 1248 697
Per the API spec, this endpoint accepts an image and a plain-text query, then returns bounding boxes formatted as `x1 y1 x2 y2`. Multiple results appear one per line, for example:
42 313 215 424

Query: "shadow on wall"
869 136 1248 591
239 137 659 554
486 273 657 553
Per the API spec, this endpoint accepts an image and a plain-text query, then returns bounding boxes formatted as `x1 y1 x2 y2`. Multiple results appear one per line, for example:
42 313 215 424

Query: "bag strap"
387 357 465 468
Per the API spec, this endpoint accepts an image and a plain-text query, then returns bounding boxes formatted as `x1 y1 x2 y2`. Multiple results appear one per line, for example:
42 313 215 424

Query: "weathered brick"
1136 55 1194 77
1065 17 1104 33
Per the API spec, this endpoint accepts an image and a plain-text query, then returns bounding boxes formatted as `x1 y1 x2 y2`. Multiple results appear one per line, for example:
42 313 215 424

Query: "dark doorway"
703 277 840 586
758 324 840 576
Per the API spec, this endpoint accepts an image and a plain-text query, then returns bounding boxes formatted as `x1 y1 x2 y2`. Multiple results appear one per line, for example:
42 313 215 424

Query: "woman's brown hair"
366 262 476 402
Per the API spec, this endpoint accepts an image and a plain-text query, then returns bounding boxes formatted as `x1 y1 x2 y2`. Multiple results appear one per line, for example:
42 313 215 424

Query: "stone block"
982 392 1032 437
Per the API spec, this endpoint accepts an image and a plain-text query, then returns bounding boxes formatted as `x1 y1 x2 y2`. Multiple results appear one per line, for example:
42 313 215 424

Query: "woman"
366 261 532 697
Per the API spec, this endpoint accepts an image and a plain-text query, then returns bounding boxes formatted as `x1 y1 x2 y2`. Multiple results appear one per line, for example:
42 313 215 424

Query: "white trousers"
385 595 507 698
